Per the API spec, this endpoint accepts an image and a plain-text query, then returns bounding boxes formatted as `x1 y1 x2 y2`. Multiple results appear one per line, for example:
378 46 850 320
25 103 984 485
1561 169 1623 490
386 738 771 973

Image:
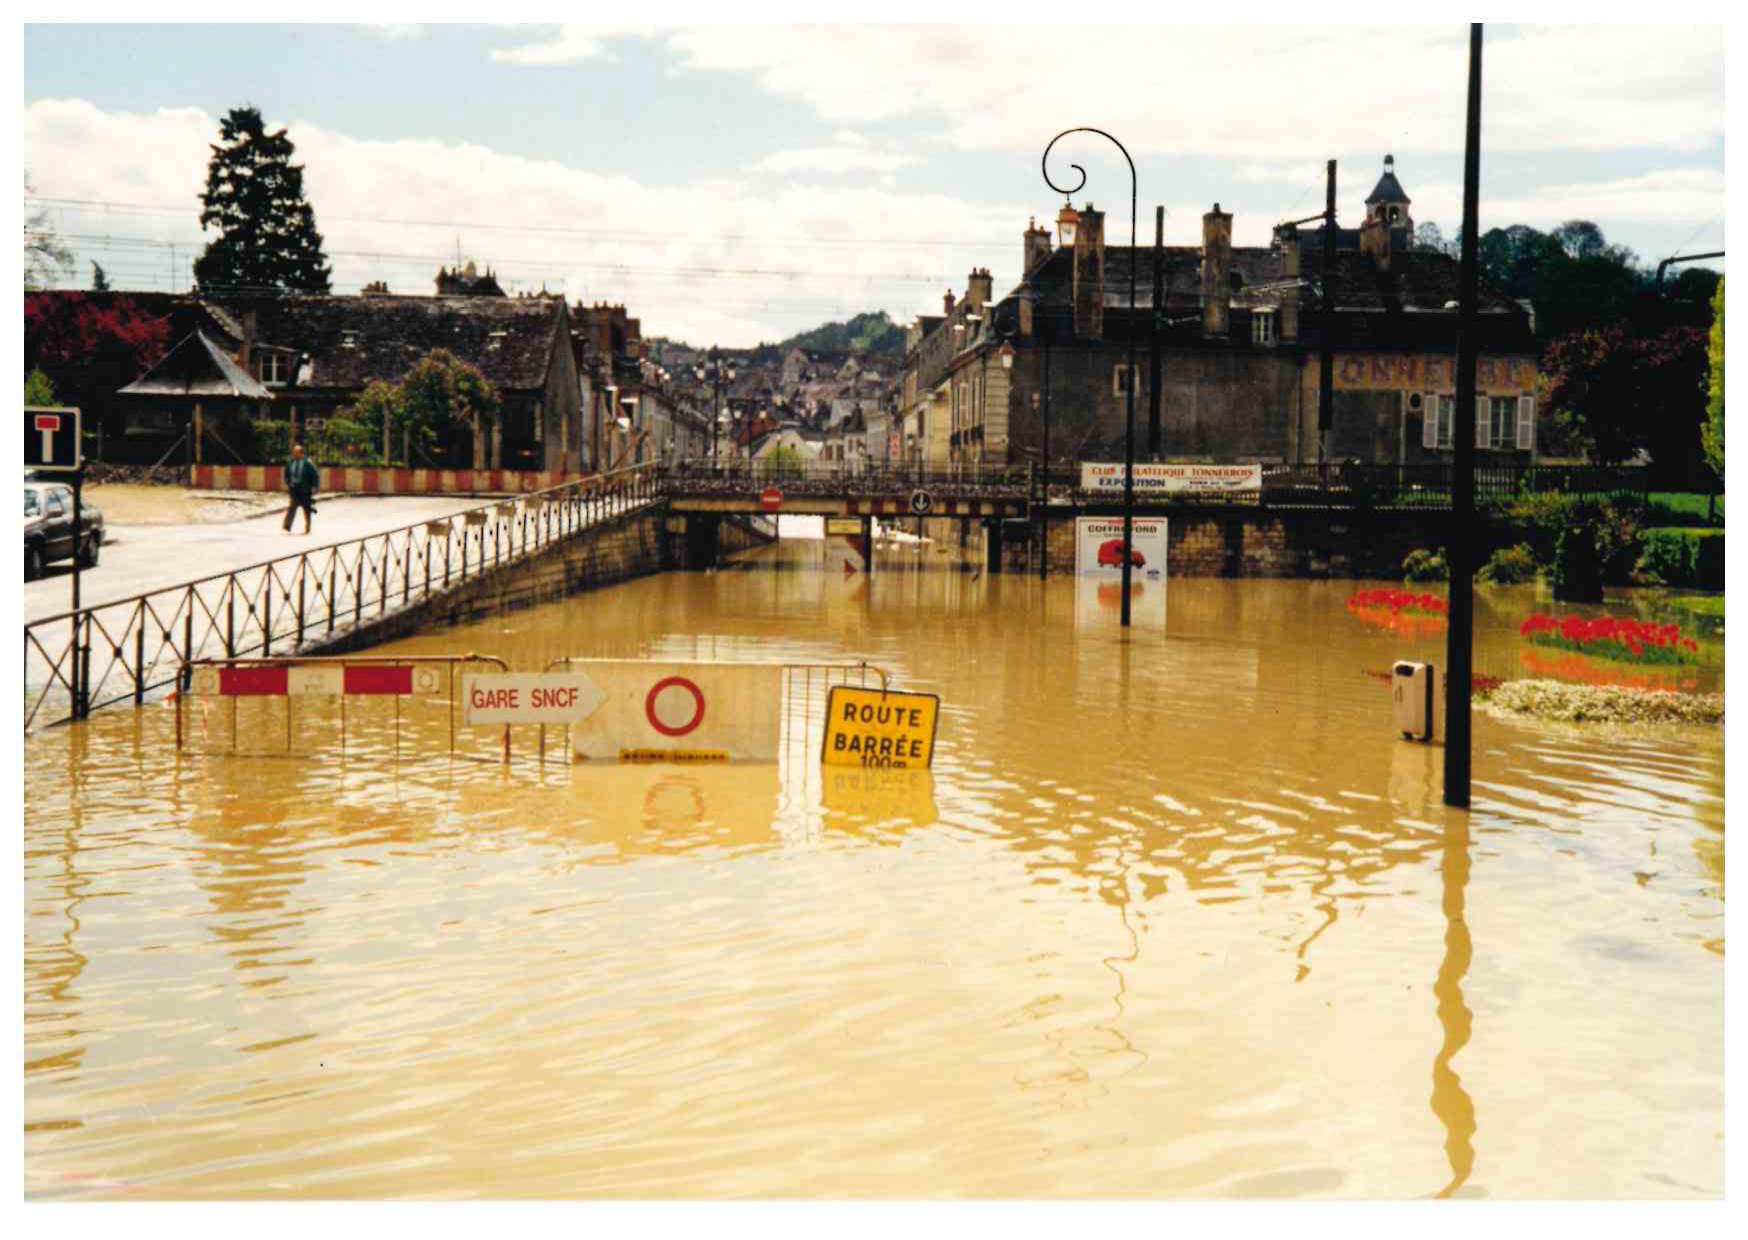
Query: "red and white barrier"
190 663 445 697
188 464 593 496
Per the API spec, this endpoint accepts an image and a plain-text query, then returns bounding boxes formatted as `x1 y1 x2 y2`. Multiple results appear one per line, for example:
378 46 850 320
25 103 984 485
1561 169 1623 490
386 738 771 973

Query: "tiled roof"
208 293 565 392
119 330 274 400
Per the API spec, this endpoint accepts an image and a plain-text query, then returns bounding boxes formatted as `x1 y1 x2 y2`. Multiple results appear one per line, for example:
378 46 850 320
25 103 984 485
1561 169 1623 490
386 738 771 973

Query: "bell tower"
1365 153 1413 234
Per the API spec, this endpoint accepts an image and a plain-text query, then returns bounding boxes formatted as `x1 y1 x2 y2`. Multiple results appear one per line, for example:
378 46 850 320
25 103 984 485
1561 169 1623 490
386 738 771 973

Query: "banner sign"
462 673 607 725
1332 354 1536 392
1079 462 1261 494
567 661 782 762
821 686 940 769
1074 516 1168 579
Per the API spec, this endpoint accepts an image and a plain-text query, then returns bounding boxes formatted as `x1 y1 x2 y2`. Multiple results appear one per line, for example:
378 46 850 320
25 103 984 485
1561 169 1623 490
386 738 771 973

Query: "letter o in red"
645 676 706 737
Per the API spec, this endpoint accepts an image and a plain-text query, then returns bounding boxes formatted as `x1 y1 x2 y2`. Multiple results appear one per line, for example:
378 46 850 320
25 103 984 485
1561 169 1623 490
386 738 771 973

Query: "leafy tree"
194 106 332 294
24 292 172 426
25 367 56 405
351 378 411 463
1413 222 1454 255
398 349 499 467
1544 325 1708 472
23 172 74 290
90 261 110 291
1703 277 1724 481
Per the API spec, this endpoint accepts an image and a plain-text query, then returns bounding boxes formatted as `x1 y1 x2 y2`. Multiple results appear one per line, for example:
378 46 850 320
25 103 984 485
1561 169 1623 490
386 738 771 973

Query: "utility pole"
1318 159 1336 468
1149 205 1164 457
1444 23 1484 810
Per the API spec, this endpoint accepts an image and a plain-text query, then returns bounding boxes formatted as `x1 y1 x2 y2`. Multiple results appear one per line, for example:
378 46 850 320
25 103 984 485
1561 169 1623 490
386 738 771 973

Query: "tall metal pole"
1318 159 1337 469
1149 205 1164 458
1444 23 1484 810
1042 127 1138 627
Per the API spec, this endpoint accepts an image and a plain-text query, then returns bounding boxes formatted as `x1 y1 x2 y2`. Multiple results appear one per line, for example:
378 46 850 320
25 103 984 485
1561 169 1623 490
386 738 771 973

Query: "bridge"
24 458 1653 731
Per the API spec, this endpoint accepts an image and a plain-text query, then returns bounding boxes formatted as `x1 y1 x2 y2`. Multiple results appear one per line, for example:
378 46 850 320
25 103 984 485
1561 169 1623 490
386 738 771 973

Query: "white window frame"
1252 311 1276 346
256 351 292 385
1488 396 1517 449
1113 363 1143 397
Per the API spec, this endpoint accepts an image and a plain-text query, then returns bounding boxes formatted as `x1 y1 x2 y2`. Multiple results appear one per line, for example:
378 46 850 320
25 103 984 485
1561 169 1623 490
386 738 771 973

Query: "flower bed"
1483 679 1722 726
1348 589 1448 616
1519 613 1699 665
1347 590 1448 636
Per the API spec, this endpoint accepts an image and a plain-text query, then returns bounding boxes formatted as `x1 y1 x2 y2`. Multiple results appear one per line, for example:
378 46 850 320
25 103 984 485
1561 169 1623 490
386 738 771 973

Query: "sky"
23 22 1727 348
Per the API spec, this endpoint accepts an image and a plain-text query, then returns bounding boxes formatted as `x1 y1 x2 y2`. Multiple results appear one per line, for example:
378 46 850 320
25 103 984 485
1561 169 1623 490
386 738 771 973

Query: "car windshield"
24 490 40 516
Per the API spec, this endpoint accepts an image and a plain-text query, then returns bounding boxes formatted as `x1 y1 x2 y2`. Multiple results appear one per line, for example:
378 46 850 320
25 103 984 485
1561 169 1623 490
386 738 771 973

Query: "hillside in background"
651 310 906 361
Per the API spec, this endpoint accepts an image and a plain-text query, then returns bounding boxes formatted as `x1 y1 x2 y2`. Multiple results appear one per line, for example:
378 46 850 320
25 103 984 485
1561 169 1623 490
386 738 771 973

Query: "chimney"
1200 203 1233 339
943 288 956 316
239 308 258 372
1023 216 1052 274
1072 202 1105 339
968 267 993 313
1277 225 1300 342
1360 213 1392 271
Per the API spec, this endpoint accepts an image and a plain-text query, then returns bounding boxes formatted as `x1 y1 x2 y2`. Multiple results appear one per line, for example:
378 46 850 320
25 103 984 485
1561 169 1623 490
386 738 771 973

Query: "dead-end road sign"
25 406 81 472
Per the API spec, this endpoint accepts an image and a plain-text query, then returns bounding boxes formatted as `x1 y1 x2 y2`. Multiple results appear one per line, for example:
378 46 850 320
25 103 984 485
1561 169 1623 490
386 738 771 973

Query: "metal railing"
24 463 663 732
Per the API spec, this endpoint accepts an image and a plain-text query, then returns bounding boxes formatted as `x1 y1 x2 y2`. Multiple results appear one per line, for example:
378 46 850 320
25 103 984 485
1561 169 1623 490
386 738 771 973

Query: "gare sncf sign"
1332 354 1536 392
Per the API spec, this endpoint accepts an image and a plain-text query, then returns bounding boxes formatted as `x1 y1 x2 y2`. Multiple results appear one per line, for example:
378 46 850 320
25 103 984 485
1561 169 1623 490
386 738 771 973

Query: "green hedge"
1638 527 1724 590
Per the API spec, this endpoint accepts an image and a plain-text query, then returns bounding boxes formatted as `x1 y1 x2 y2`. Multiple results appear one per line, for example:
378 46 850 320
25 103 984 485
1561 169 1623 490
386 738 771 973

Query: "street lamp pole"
1444 22 1484 810
1044 127 1137 625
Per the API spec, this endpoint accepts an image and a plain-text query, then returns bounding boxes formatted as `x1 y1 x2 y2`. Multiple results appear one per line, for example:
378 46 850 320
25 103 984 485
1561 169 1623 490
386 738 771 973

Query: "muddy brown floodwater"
25 530 1723 1199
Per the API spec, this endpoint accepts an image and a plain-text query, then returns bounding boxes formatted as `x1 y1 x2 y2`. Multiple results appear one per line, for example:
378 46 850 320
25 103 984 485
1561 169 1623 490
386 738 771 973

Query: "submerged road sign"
566 661 782 762
462 673 607 725
821 685 939 769
25 406 81 471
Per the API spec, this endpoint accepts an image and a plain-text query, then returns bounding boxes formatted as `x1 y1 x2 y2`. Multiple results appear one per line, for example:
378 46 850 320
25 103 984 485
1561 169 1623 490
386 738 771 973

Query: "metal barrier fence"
174 652 511 757
24 464 663 732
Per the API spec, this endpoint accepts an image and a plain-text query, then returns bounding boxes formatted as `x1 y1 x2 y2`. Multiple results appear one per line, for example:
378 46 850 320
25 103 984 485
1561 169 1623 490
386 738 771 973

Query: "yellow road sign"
824 516 863 536
821 685 939 769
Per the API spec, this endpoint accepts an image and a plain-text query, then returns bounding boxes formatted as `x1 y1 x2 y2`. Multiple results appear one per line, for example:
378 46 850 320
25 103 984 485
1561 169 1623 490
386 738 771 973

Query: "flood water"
24 525 1724 1198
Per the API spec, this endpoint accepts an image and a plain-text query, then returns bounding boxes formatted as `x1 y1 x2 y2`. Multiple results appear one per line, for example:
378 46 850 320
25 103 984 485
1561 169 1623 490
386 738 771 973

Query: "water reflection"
22 550 1723 1199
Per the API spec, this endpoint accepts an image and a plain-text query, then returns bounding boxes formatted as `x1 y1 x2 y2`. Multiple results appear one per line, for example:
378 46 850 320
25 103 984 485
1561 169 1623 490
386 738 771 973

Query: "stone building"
901 157 1539 471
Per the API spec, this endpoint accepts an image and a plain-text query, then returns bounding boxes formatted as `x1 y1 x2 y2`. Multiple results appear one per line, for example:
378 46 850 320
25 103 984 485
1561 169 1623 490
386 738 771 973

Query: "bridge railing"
1034 461 1657 511
665 457 1033 498
24 463 663 732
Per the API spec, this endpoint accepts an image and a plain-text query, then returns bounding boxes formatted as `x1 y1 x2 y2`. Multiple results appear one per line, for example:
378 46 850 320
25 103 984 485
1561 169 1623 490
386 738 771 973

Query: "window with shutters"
1489 397 1517 449
1516 394 1537 451
1421 393 1455 449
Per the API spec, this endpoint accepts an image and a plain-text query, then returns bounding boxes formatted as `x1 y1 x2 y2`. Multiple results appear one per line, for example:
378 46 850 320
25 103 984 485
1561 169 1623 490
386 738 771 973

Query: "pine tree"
194 106 332 295
91 261 110 291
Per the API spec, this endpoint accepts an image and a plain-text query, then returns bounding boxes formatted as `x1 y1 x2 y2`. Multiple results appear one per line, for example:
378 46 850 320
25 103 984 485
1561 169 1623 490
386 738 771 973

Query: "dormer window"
255 350 293 385
340 330 359 350
487 331 508 352
1252 311 1276 347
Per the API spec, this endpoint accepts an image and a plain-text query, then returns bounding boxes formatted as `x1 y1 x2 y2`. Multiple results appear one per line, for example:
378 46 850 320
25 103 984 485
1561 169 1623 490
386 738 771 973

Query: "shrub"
1403 547 1449 583
1551 511 1604 602
1478 543 1538 584
1638 527 1725 590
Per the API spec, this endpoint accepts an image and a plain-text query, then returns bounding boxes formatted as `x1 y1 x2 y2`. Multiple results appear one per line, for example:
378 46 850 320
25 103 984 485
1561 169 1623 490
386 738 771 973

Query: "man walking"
282 443 320 534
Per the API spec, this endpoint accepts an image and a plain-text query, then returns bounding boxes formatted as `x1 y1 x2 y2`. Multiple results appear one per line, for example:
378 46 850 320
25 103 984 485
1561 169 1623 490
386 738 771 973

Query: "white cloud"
664 25 1724 159
1410 168 1726 232
752 145 916 174
23 98 1021 348
489 23 649 66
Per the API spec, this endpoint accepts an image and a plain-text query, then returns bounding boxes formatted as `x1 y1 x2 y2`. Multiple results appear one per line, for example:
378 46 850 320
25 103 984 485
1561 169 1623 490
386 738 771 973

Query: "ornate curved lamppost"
1043 127 1137 626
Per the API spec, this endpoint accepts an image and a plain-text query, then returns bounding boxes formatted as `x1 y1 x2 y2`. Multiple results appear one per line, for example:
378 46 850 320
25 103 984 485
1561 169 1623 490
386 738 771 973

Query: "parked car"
25 481 103 580
1097 537 1145 569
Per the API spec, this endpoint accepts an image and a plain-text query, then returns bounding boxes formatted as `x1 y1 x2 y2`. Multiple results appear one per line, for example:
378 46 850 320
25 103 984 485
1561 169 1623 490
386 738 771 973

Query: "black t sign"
25 406 81 471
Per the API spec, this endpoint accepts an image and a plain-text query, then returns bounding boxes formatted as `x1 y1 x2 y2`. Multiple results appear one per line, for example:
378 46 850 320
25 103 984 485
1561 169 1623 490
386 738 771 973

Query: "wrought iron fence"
24 464 662 732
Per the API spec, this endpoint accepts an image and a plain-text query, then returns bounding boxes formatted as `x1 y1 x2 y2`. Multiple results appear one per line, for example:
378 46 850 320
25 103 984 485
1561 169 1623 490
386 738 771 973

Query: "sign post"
27 407 87 715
